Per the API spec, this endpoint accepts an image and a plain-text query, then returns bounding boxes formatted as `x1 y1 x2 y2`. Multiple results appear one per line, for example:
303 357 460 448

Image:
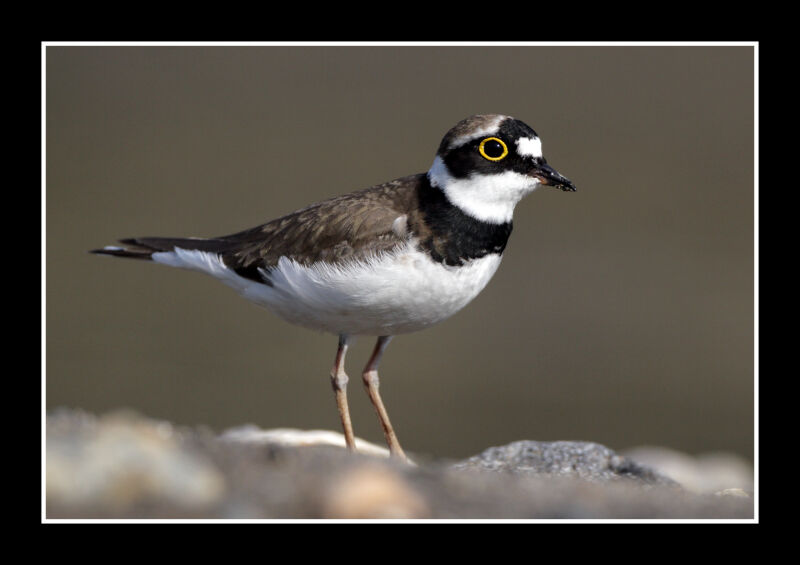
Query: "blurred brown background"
46 45 754 461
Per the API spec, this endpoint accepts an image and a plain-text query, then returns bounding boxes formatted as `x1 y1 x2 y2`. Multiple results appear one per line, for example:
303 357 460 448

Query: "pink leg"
362 336 407 460
330 334 356 451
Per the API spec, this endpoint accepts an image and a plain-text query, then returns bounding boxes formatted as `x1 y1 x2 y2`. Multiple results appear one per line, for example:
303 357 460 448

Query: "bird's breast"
258 242 504 336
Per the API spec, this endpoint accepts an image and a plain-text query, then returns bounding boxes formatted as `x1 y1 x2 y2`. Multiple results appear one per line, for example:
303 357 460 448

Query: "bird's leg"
330 334 356 451
362 336 407 460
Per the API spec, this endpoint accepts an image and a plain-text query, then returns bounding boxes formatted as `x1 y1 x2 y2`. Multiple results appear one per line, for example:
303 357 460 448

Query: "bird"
92 114 576 461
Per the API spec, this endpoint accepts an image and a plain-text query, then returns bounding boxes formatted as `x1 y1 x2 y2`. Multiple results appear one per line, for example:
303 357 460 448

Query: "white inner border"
41 41 759 525
43 41 757 46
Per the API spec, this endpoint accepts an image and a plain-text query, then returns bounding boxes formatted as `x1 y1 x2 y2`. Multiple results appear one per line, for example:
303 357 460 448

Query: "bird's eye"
478 137 508 161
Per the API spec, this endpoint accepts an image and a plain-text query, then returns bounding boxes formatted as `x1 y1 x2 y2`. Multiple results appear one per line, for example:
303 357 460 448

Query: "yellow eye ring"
478 137 508 161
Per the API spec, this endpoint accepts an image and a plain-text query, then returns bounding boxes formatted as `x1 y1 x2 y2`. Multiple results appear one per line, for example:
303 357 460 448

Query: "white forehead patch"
516 136 542 158
448 115 506 150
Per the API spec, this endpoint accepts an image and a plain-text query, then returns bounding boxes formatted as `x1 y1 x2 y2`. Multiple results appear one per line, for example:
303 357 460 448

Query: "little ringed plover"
92 113 576 461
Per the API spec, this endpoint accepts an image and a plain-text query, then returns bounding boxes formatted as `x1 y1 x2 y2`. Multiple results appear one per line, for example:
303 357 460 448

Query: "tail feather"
90 236 234 260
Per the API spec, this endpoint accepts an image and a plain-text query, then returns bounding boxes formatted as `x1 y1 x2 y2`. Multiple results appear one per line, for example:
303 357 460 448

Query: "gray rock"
454 440 677 486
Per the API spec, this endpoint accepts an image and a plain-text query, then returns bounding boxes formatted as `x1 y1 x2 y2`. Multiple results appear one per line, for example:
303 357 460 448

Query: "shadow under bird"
92 114 576 461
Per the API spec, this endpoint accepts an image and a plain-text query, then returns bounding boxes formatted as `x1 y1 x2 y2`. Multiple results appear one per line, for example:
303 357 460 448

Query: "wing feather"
91 174 426 283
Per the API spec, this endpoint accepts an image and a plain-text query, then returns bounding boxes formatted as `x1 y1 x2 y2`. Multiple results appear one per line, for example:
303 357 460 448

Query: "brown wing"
216 174 424 277
91 175 425 282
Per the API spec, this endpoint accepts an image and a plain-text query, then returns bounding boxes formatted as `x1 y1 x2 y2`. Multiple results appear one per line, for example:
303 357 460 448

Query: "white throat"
427 156 538 224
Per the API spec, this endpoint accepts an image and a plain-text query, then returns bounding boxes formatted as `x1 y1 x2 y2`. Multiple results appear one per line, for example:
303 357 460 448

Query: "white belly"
152 243 502 336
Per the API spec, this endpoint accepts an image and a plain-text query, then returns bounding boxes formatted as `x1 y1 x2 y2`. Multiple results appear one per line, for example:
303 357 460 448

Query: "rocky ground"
45 408 754 520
